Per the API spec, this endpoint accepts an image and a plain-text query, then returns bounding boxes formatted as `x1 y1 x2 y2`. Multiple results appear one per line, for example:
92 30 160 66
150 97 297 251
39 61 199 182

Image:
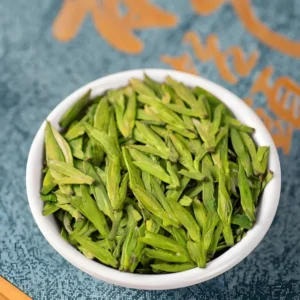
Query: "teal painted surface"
0 1 300 299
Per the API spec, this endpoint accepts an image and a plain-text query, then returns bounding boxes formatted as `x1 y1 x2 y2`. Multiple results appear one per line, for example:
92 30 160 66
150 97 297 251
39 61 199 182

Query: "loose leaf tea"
41 75 273 274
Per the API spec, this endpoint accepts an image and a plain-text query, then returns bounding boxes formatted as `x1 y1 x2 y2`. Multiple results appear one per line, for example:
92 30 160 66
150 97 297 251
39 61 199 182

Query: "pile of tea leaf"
41 75 273 273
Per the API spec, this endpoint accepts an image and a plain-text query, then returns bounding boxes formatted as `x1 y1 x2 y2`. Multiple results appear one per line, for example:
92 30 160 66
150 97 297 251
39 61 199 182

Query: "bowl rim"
26 69 281 290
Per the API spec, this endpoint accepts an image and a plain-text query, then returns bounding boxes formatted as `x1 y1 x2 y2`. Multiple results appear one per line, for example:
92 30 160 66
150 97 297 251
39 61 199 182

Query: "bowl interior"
26 69 281 290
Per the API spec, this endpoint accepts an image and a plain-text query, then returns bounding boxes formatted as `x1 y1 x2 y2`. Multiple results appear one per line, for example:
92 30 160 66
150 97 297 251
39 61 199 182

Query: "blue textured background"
1 0 300 299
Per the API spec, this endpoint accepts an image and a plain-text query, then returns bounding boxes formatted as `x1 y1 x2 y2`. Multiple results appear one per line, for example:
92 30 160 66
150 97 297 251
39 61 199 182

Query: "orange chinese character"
160 53 198 75
244 66 300 155
52 0 178 54
190 0 226 15
183 31 258 84
249 66 300 129
191 0 300 58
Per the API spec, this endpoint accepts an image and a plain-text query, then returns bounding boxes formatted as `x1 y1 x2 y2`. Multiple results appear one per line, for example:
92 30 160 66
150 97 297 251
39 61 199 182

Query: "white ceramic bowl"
26 69 281 290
